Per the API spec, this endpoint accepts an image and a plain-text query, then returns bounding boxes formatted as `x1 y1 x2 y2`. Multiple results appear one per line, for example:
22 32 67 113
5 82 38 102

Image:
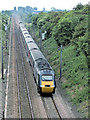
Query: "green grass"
25 7 88 117
41 37 88 117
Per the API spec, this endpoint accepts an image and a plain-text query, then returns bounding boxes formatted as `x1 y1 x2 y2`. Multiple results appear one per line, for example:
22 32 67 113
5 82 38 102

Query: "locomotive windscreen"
42 75 53 81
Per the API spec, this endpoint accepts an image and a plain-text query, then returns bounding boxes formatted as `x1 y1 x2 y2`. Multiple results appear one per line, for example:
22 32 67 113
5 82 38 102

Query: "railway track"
13 17 34 119
51 96 62 118
5 17 19 118
41 95 62 118
5 14 76 119
13 15 48 119
14 16 62 119
14 25 21 119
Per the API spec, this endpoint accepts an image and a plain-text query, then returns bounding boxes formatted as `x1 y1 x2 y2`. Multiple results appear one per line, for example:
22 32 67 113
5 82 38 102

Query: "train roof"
30 49 45 62
20 24 25 28
36 59 52 70
28 43 39 50
22 30 28 34
22 29 27 31
23 31 29 35
25 38 34 43
24 34 31 38
19 21 53 72
19 21 23 24
30 49 52 71
20 27 27 32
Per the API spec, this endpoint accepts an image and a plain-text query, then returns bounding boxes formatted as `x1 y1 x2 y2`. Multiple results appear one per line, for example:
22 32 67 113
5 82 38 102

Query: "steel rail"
41 95 62 119
51 96 62 119
14 19 34 120
12 18 22 119
16 58 22 119
14 15 61 120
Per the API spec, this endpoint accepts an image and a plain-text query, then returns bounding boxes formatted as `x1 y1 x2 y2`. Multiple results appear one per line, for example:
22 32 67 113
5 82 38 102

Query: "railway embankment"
0 13 8 119
4 13 81 119
0 6 88 118
0 12 10 119
16 13 79 118
0 13 2 119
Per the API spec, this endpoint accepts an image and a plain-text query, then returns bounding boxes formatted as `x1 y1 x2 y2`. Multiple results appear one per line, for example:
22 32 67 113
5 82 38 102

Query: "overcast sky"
0 0 89 11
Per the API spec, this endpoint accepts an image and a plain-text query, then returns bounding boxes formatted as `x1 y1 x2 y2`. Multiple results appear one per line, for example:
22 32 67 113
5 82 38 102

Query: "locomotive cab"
37 70 56 94
34 58 56 94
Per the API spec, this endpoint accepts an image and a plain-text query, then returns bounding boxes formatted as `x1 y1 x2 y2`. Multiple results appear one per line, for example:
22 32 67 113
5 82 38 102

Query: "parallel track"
51 96 62 118
41 95 62 119
13 16 34 119
15 17 62 119
12 14 63 119
12 18 22 119
16 55 21 119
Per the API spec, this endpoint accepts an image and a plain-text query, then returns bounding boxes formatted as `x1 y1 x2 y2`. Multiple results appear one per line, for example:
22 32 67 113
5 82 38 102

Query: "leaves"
25 5 88 116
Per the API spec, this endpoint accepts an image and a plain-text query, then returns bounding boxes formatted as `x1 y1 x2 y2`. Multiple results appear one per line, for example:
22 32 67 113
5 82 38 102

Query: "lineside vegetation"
24 4 89 118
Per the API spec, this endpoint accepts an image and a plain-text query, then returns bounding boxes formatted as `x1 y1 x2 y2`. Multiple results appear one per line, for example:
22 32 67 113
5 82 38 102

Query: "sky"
0 0 89 11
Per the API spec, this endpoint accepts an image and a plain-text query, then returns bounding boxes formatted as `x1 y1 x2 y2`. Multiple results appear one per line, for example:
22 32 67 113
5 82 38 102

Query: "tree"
33 7 38 11
73 3 84 10
53 20 72 46
51 7 57 11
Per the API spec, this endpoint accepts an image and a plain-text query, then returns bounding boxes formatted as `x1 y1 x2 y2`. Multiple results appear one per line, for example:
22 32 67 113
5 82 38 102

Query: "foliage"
25 14 32 23
25 4 88 117
31 12 64 38
52 18 72 46
33 7 38 11
73 3 84 10
2 12 10 31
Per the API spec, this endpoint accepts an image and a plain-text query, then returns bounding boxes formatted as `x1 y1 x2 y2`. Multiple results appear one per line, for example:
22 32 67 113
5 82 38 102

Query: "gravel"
56 78 84 118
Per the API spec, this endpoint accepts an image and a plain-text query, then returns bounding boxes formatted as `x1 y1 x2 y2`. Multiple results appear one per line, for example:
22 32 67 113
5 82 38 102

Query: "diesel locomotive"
19 21 56 94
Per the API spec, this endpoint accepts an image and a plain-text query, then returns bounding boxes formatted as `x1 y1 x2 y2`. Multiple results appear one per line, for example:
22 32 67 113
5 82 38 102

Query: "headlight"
40 85 44 87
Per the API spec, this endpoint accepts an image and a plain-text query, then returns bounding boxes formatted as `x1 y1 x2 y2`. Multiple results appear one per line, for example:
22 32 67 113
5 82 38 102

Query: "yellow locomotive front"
40 74 56 94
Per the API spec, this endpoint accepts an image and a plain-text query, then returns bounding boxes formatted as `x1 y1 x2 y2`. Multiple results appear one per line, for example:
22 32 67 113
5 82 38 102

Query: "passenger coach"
19 21 56 94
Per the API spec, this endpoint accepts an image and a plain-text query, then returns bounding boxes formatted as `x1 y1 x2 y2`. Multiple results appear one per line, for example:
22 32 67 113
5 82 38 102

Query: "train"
19 21 56 94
